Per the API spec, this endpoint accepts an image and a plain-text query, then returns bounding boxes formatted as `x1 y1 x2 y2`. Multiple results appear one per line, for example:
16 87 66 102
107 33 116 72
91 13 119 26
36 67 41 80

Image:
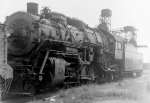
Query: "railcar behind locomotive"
113 26 143 77
0 2 143 96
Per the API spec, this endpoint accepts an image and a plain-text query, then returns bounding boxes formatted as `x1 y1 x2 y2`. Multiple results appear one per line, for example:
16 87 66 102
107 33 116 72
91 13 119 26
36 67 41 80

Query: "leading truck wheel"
28 84 36 97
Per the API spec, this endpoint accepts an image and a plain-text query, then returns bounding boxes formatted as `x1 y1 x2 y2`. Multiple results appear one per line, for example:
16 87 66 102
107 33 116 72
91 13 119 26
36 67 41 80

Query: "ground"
26 70 150 103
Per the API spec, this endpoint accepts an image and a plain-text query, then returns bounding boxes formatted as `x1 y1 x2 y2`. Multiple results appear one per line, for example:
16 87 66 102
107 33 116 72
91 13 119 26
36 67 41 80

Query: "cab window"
116 42 122 50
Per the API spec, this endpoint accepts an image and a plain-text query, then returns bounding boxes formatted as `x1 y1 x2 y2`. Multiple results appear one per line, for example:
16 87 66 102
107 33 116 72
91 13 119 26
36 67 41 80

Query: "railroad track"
0 76 137 103
1 96 32 103
1 89 59 103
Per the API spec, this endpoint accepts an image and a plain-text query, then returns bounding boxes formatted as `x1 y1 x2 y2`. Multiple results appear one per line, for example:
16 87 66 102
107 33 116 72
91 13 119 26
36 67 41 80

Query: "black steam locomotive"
2 3 143 95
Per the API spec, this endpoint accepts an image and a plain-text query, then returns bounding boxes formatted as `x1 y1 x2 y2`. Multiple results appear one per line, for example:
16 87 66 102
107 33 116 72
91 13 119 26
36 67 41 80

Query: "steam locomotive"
1 3 143 96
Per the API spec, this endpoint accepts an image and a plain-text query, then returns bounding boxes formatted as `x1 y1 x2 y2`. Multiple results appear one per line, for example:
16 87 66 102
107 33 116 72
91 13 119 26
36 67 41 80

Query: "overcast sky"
0 0 150 62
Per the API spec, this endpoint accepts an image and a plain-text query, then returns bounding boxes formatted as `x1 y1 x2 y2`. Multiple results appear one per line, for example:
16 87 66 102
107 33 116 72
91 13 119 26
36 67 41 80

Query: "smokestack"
27 2 38 14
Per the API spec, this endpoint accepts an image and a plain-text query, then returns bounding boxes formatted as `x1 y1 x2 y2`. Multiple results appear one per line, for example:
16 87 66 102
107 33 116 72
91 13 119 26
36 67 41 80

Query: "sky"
0 0 150 62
